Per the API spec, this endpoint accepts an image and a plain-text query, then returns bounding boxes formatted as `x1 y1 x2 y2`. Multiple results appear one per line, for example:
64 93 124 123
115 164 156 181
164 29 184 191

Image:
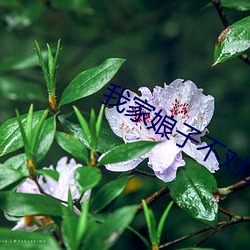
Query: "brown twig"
159 224 212 249
136 186 169 215
134 169 157 178
211 0 250 66
218 206 235 218
218 175 250 199
193 216 250 247
159 216 250 249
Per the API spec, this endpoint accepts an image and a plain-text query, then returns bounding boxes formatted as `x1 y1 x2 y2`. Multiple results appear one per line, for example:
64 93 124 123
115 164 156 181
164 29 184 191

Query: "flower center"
170 99 190 122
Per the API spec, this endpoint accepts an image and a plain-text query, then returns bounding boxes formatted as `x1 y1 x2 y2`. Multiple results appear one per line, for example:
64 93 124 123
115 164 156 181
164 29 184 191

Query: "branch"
193 216 250 247
136 186 169 215
218 175 250 199
134 169 156 178
159 215 250 249
159 224 212 249
211 0 250 66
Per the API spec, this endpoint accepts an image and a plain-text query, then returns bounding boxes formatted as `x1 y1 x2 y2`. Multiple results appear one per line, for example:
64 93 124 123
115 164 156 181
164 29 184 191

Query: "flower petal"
39 157 82 201
182 141 219 173
154 79 214 131
148 140 185 182
105 156 146 172
16 178 40 194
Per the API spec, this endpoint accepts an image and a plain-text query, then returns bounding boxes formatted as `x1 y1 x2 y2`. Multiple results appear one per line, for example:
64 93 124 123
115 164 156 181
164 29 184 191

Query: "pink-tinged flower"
103 79 218 182
11 157 90 231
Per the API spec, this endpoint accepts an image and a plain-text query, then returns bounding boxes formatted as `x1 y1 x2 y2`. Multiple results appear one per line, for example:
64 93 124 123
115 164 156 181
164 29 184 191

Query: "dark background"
0 0 249 249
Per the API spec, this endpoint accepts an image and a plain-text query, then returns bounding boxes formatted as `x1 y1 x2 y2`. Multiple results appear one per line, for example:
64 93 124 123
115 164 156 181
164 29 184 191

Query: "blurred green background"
0 0 249 249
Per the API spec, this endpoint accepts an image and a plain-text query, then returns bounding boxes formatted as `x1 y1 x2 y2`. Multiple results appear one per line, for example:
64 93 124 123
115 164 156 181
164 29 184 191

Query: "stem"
218 206 235 218
134 169 156 178
218 175 250 199
159 216 250 249
193 216 250 247
136 186 169 215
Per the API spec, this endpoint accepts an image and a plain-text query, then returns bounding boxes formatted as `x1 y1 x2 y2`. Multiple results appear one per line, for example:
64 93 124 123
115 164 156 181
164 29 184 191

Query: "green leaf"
91 176 132 213
83 205 137 250
62 215 80 250
59 58 125 106
36 169 59 181
59 112 123 153
157 201 174 244
168 159 218 227
76 201 89 248
35 40 50 91
75 167 102 194
0 192 65 216
97 140 159 166
4 154 28 175
36 116 56 162
73 106 91 147
0 228 60 250
31 109 49 158
142 200 157 245
62 201 89 250
89 108 97 150
221 0 250 11
56 131 89 165
96 104 105 140
0 111 44 157
213 16 250 65
0 164 27 190
127 226 151 248
0 76 46 102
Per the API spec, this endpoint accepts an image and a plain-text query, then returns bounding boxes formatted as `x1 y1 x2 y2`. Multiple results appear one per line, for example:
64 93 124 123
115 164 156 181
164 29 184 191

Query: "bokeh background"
0 0 249 249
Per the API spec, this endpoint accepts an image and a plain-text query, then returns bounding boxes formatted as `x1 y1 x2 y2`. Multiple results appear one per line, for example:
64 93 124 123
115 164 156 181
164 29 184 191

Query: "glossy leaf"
36 116 55 162
168 159 218 227
83 205 137 250
213 16 250 65
221 0 250 11
0 228 60 250
0 192 65 216
157 201 174 244
59 58 125 106
62 215 80 250
36 169 59 181
0 164 27 190
75 167 102 194
4 153 28 175
0 76 46 102
59 113 123 153
56 131 89 165
73 106 91 147
0 111 44 157
97 141 158 166
96 104 105 140
142 200 157 245
62 201 89 250
91 176 132 213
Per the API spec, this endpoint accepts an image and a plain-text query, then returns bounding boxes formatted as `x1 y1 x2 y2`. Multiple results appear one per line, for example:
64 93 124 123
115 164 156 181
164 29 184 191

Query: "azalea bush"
0 1 250 250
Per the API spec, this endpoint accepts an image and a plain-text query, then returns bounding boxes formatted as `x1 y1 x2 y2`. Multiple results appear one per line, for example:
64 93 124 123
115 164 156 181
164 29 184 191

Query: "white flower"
12 157 90 231
103 79 218 182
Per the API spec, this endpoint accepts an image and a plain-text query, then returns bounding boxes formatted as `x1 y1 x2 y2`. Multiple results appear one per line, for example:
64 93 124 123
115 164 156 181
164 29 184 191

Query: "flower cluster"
11 157 89 231
103 79 218 182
